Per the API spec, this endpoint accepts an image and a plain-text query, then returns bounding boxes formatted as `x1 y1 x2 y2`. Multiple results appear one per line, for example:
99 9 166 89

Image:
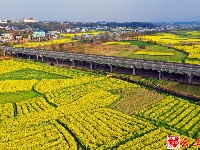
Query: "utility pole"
38 36 40 47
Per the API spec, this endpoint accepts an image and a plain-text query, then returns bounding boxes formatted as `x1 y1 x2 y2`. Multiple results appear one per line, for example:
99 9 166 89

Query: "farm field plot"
14 38 72 48
63 40 187 63
0 59 199 149
13 31 102 48
12 30 200 65
102 43 186 63
110 87 166 115
144 31 200 65
135 96 200 139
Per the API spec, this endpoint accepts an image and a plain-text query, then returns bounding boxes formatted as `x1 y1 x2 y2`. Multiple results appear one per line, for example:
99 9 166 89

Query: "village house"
0 33 14 42
22 17 37 23
32 30 46 40
46 31 61 40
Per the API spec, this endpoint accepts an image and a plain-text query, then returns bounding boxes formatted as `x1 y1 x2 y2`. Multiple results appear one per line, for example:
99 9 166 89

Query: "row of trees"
48 31 147 52
75 31 145 45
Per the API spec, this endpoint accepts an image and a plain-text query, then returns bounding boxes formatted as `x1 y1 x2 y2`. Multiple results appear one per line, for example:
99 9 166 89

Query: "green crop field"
13 31 103 48
105 40 153 46
0 59 199 149
0 91 40 104
144 31 200 65
100 40 187 63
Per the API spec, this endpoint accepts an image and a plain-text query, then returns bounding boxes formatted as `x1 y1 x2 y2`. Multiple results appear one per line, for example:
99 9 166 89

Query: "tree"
129 32 135 41
77 43 86 53
51 42 57 50
120 32 130 40
58 43 65 51
104 31 110 42
0 47 4 56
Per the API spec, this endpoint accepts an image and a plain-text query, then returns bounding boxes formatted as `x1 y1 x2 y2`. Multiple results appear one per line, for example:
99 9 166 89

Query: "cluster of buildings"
22 17 38 23
0 30 61 43
1 17 200 44
0 33 13 42
65 26 109 33
33 30 61 39
0 17 38 24
0 20 13 24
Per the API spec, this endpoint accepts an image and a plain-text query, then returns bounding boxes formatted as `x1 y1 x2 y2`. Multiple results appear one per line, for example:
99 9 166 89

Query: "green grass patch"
135 51 174 56
105 40 153 46
0 90 40 104
175 31 200 39
0 68 68 80
128 45 186 63
111 45 186 63
61 35 71 39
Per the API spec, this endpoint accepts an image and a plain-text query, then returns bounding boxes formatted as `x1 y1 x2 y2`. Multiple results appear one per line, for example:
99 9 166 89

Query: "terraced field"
0 59 199 149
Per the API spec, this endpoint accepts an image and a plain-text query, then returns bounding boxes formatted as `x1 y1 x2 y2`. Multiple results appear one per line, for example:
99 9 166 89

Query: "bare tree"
58 43 64 51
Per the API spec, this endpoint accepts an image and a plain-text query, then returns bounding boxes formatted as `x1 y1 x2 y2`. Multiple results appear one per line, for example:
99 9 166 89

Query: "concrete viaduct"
2 46 200 84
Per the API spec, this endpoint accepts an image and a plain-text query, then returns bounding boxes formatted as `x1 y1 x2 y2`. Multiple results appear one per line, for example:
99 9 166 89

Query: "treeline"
0 21 157 32
104 22 157 28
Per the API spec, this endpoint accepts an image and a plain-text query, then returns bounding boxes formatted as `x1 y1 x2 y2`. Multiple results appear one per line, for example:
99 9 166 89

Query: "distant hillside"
105 22 157 28
153 16 200 23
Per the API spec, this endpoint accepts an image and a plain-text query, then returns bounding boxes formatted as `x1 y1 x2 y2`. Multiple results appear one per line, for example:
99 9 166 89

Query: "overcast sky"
0 0 199 22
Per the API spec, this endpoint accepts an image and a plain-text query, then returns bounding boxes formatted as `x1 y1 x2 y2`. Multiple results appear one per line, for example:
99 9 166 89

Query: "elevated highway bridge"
2 46 200 84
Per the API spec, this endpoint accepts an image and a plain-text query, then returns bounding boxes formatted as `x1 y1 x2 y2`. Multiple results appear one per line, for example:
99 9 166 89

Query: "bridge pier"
28 55 31 60
90 62 93 70
72 60 75 67
109 65 113 72
56 58 59 65
139 68 142 73
4 50 6 56
188 73 193 84
16 54 19 58
132 67 136 75
41 56 44 62
158 71 162 80
36 55 38 60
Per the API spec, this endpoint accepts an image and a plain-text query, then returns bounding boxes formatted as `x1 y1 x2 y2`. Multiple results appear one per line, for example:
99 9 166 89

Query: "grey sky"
0 0 199 22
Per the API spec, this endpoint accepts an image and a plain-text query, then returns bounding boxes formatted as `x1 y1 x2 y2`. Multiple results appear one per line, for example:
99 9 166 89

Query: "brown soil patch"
0 56 12 61
110 87 166 115
41 43 141 57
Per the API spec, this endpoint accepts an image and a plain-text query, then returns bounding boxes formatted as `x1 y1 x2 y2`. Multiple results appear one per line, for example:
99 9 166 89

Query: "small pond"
171 84 200 97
